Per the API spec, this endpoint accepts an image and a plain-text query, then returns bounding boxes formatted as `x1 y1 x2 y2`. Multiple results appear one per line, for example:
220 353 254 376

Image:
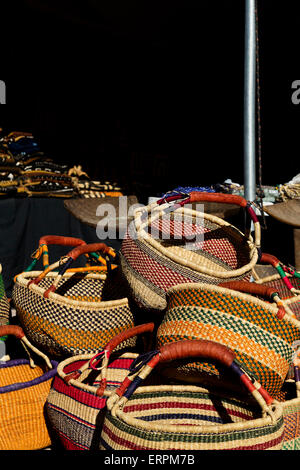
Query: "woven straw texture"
156 283 300 398
12 269 135 358
0 265 10 330
120 204 257 311
100 385 284 450
253 265 300 319
0 358 57 450
282 396 300 450
46 352 138 450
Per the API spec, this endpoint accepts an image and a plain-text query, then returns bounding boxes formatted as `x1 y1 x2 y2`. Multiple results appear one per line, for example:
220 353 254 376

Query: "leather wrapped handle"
67 243 114 261
218 280 279 299
0 325 25 339
104 323 155 354
42 242 116 298
188 192 248 207
259 253 280 267
159 339 235 367
39 235 86 247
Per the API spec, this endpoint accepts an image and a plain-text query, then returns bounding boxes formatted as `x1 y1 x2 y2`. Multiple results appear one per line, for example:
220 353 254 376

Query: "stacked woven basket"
2 189 300 451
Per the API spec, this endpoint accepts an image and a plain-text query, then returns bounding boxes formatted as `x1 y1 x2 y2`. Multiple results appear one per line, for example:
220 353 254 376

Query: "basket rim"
56 352 138 395
111 384 283 435
131 205 258 279
0 359 58 394
14 271 130 310
165 282 300 329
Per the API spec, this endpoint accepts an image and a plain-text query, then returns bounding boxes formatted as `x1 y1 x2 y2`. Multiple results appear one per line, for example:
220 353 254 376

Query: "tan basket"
120 192 261 312
12 242 135 358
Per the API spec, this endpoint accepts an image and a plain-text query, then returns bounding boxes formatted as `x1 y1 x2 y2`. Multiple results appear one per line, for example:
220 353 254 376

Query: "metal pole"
244 0 256 202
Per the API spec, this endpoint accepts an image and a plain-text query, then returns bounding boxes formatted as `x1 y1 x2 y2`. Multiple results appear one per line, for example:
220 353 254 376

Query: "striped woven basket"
0 264 10 342
100 339 285 450
120 191 261 312
281 361 300 450
12 242 135 358
46 323 154 450
156 280 300 399
0 325 57 450
252 253 300 320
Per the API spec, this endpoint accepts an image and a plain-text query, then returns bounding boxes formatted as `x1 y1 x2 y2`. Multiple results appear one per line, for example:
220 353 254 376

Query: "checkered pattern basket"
252 253 300 320
46 323 154 450
0 325 58 450
12 242 135 359
156 281 300 399
100 340 285 450
120 192 261 312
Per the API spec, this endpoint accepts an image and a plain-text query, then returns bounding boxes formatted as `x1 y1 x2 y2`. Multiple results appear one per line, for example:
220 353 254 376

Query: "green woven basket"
156 280 300 399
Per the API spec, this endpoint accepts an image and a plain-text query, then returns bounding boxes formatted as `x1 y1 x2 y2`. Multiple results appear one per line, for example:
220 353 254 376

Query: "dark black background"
1 0 300 201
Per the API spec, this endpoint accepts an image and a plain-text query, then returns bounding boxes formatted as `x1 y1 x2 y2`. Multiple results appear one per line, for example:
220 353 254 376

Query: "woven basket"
12 242 135 358
281 362 300 450
100 339 284 450
0 325 57 450
120 191 261 312
252 253 300 320
156 280 300 398
46 323 154 450
0 264 10 340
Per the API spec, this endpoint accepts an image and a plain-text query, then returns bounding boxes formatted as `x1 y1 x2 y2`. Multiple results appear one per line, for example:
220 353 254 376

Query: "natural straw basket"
46 323 154 450
156 280 300 398
252 253 300 320
100 339 284 450
281 360 300 450
0 264 10 339
0 325 57 450
120 192 261 312
12 242 135 358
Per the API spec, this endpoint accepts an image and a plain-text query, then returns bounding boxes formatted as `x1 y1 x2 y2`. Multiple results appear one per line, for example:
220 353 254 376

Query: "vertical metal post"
244 0 256 202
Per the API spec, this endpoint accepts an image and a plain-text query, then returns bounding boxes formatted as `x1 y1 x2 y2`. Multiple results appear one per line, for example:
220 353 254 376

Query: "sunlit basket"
100 340 285 450
120 192 261 312
46 323 154 450
0 325 57 450
156 280 300 399
12 241 135 359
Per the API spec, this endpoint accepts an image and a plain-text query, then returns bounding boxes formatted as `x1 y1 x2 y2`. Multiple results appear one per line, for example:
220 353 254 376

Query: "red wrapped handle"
218 280 279 299
104 323 155 354
39 235 86 247
0 325 25 339
159 339 235 367
67 243 114 261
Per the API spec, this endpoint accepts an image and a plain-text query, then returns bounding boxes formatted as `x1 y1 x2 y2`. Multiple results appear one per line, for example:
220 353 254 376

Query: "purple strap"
0 360 58 394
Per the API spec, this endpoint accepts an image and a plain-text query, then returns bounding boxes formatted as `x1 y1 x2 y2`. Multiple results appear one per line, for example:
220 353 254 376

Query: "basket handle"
258 252 300 294
218 280 287 319
107 339 274 413
42 242 116 298
155 191 260 251
25 235 87 271
61 323 155 396
0 325 53 369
